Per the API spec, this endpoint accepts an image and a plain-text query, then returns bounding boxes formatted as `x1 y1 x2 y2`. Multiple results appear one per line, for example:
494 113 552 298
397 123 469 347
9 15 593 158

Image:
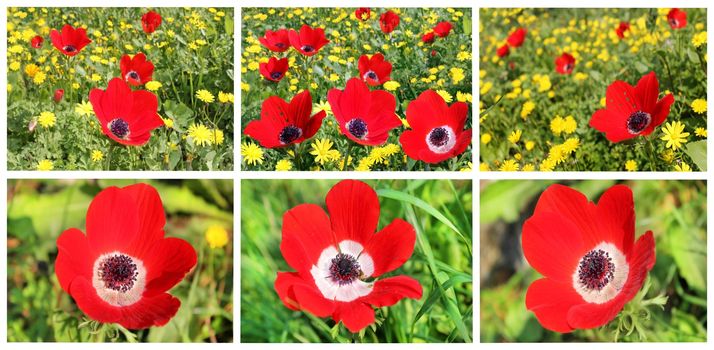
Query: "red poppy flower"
141 10 162 34
327 78 401 146
379 10 400 34
244 90 325 148
497 44 510 58
616 21 630 39
288 25 329 56
31 35 44 48
274 180 422 333
89 78 164 146
667 8 687 29
355 7 371 21
358 53 392 86
259 29 290 52
555 52 575 75
433 21 453 37
422 32 435 44
55 183 197 330
54 89 64 103
523 184 655 333
50 24 91 57
399 90 471 164
258 57 289 82
120 53 155 86
590 71 674 143
507 27 526 47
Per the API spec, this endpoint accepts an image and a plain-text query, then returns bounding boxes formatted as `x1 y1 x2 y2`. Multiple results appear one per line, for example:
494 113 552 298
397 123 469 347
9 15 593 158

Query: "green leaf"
480 180 553 224
668 225 706 292
684 140 706 171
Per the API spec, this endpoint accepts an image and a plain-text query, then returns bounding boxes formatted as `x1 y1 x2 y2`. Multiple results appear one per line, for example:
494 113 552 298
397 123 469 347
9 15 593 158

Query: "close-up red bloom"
358 53 392 86
355 7 371 21
259 29 290 52
555 52 575 75
590 71 674 143
55 184 197 330
496 44 510 58
89 78 164 146
422 32 435 44
522 184 655 333
399 90 471 164
507 27 526 47
616 21 630 39
327 78 401 146
50 24 91 57
54 89 64 103
667 8 687 29
379 10 400 34
274 180 423 333
259 57 289 82
244 90 325 148
141 10 162 34
288 25 330 56
31 35 44 48
433 21 453 37
120 53 155 86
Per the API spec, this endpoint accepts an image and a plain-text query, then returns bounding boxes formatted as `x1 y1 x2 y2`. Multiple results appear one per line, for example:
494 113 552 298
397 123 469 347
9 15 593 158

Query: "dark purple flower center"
365 70 378 80
109 118 130 139
565 63 574 72
279 125 302 144
346 118 368 139
98 254 138 293
577 249 615 291
329 253 361 285
275 42 286 49
270 71 283 80
125 70 140 81
626 111 651 134
428 127 450 147
301 45 315 53
669 19 679 27
63 45 76 53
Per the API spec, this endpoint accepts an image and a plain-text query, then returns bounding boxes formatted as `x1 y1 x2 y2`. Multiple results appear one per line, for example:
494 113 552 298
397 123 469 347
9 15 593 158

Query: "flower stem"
645 136 657 171
342 141 354 171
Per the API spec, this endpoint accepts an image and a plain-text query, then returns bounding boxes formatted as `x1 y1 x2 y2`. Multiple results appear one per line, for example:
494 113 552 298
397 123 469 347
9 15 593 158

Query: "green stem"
342 141 354 171
645 136 657 171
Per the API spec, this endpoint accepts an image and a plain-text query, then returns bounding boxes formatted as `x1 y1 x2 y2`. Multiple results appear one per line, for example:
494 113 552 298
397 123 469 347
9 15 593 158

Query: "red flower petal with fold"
50 24 91 56
259 57 289 82
422 32 435 44
31 35 44 48
507 27 526 47
358 53 392 86
379 10 400 34
55 184 197 330
616 21 630 39
288 25 329 56
667 8 687 29
399 90 471 164
327 78 401 146
54 89 64 103
89 78 164 146
244 90 325 148
523 184 655 333
555 52 575 75
259 29 290 52
433 21 453 37
355 8 371 21
141 10 162 34
274 180 423 333
120 53 155 86
590 71 674 142
497 44 510 58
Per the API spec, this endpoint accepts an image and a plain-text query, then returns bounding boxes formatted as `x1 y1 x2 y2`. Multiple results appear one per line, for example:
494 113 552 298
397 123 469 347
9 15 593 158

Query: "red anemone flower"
259 57 289 82
327 78 401 146
259 29 290 52
590 71 674 143
275 180 423 333
55 184 197 329
288 25 329 56
89 78 164 146
379 10 400 34
507 27 526 47
54 89 64 103
355 7 371 21
523 184 655 333
422 32 435 44
667 8 687 29
244 90 325 148
433 21 453 37
399 90 471 164
120 53 155 86
141 10 162 34
497 44 510 58
50 24 91 56
31 35 44 48
616 21 630 39
555 52 576 75
358 53 392 86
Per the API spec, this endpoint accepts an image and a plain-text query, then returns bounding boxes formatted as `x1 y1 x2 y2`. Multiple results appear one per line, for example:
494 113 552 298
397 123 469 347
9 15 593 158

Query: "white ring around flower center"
425 125 457 154
310 240 374 302
91 251 146 307
571 242 629 304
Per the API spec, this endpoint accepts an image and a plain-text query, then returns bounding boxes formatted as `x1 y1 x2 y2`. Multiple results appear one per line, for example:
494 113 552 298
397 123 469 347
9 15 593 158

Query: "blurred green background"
6 179 234 342
241 179 473 343
480 180 707 342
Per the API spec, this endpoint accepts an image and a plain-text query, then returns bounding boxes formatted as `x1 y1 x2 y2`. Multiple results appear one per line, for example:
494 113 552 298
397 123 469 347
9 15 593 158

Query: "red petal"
595 185 635 255
406 90 449 131
275 272 302 311
634 72 659 114
333 301 375 333
89 88 109 125
289 90 313 129
362 276 422 307
119 293 181 329
364 219 415 276
303 110 326 140
123 184 166 256
244 119 282 148
326 180 379 245
522 211 585 282
69 277 122 324
525 278 582 333
327 88 346 123
102 78 134 124
399 129 429 161
143 237 197 297
649 93 674 131
292 284 335 317
49 29 63 51
340 78 372 123
533 184 601 250
128 90 161 133
281 204 334 273
85 186 140 254
589 109 632 142
605 80 638 119
55 228 94 293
